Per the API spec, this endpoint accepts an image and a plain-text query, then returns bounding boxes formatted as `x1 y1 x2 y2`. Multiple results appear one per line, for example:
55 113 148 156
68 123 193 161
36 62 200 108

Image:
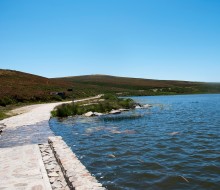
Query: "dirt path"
0 94 102 130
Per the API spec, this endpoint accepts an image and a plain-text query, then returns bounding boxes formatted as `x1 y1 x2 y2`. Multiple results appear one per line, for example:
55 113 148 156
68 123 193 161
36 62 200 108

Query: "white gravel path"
0 95 102 129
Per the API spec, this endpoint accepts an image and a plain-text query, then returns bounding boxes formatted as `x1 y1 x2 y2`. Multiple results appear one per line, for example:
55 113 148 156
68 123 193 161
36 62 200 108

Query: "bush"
0 97 14 107
52 94 136 117
118 98 135 109
51 95 63 101
55 102 78 117
103 94 118 100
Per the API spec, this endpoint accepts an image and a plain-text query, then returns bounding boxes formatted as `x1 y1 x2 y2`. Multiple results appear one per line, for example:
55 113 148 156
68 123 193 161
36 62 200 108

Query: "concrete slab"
0 144 52 190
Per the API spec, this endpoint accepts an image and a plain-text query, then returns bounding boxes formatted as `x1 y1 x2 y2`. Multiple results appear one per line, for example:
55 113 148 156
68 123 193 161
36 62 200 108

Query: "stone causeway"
0 95 106 190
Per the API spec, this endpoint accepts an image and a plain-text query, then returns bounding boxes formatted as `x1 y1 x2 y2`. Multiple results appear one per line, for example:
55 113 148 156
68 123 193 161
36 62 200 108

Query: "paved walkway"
0 121 54 148
0 144 51 190
0 95 102 190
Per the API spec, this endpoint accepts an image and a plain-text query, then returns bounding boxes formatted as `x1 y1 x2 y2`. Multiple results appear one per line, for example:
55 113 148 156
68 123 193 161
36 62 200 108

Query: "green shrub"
103 94 118 100
51 95 63 101
0 97 14 107
52 94 136 117
118 98 135 109
51 110 57 117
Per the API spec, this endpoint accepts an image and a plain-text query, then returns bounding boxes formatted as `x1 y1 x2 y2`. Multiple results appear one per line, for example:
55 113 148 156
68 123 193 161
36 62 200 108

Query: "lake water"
50 94 220 190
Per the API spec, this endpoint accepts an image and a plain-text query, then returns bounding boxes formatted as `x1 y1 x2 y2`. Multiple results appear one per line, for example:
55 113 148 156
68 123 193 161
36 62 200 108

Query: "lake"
50 94 220 190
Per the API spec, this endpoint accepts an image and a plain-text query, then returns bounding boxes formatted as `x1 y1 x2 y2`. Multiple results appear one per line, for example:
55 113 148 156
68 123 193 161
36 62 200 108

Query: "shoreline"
0 95 105 190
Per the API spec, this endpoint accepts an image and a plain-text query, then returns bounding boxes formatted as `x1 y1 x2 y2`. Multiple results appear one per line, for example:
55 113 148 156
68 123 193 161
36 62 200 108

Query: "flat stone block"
48 136 106 190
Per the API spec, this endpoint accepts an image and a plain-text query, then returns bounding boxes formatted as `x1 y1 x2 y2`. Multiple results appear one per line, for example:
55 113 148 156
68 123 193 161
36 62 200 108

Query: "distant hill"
54 74 220 96
1 69 220 106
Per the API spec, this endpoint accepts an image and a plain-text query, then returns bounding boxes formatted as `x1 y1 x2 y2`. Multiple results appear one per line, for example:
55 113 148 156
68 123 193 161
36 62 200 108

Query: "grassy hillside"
53 75 220 96
0 69 72 105
1 70 219 120
1 70 220 106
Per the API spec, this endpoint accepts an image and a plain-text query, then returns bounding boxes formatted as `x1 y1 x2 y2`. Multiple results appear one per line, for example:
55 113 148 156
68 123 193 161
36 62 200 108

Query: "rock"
0 123 6 128
69 176 77 182
42 155 52 161
48 136 106 190
109 110 121 114
135 105 142 109
93 112 103 116
42 152 49 156
0 126 4 130
169 132 179 136
61 180 68 187
108 154 116 158
46 164 55 170
142 104 152 108
84 111 94 117
54 166 61 172
48 172 59 177
50 177 56 183
52 181 62 188
0 125 5 134
135 104 152 109
119 108 130 112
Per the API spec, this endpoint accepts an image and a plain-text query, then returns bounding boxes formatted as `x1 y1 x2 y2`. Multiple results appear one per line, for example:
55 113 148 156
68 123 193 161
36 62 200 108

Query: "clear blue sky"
0 0 220 82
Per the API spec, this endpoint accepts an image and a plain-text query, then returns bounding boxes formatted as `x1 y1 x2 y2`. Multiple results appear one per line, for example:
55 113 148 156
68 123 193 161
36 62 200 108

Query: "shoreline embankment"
0 95 106 190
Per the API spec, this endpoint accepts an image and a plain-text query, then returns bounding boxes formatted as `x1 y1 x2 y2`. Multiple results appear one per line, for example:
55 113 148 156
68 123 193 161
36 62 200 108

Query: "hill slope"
0 69 71 105
53 75 220 96
1 70 220 106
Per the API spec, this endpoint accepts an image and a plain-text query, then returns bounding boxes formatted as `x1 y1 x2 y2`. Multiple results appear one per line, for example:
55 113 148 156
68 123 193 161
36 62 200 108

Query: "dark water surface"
50 94 220 190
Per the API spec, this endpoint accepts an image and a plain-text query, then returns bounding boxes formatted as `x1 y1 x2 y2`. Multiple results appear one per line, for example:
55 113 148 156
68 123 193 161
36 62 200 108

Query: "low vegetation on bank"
51 94 136 117
0 111 7 120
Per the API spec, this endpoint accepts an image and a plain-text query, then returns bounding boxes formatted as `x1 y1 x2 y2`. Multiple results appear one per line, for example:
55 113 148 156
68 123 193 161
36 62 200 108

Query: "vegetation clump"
0 111 7 120
51 94 136 117
0 97 15 107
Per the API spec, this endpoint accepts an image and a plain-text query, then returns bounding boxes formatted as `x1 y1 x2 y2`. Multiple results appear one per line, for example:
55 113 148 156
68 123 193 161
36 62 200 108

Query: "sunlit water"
50 94 220 190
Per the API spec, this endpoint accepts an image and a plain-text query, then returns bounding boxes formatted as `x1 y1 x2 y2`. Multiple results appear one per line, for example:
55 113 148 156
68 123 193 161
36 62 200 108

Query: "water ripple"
50 94 220 190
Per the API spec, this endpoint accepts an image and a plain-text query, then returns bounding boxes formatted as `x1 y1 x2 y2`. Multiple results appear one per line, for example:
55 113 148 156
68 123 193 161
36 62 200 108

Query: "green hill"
53 74 220 96
0 69 72 105
1 69 220 107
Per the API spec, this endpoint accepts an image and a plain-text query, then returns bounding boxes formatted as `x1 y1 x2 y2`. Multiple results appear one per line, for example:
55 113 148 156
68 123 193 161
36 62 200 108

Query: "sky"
0 0 220 82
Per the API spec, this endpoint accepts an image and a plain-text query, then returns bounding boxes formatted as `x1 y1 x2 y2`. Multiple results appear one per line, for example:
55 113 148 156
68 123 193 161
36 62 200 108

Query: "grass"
54 75 220 96
51 94 136 117
1 69 220 107
0 111 7 120
0 69 73 105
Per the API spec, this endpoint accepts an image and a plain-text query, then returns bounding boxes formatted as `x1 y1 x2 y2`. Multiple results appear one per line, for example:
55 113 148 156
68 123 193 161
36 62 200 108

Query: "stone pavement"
0 121 54 148
39 144 70 190
0 95 105 190
0 119 55 190
0 144 52 190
